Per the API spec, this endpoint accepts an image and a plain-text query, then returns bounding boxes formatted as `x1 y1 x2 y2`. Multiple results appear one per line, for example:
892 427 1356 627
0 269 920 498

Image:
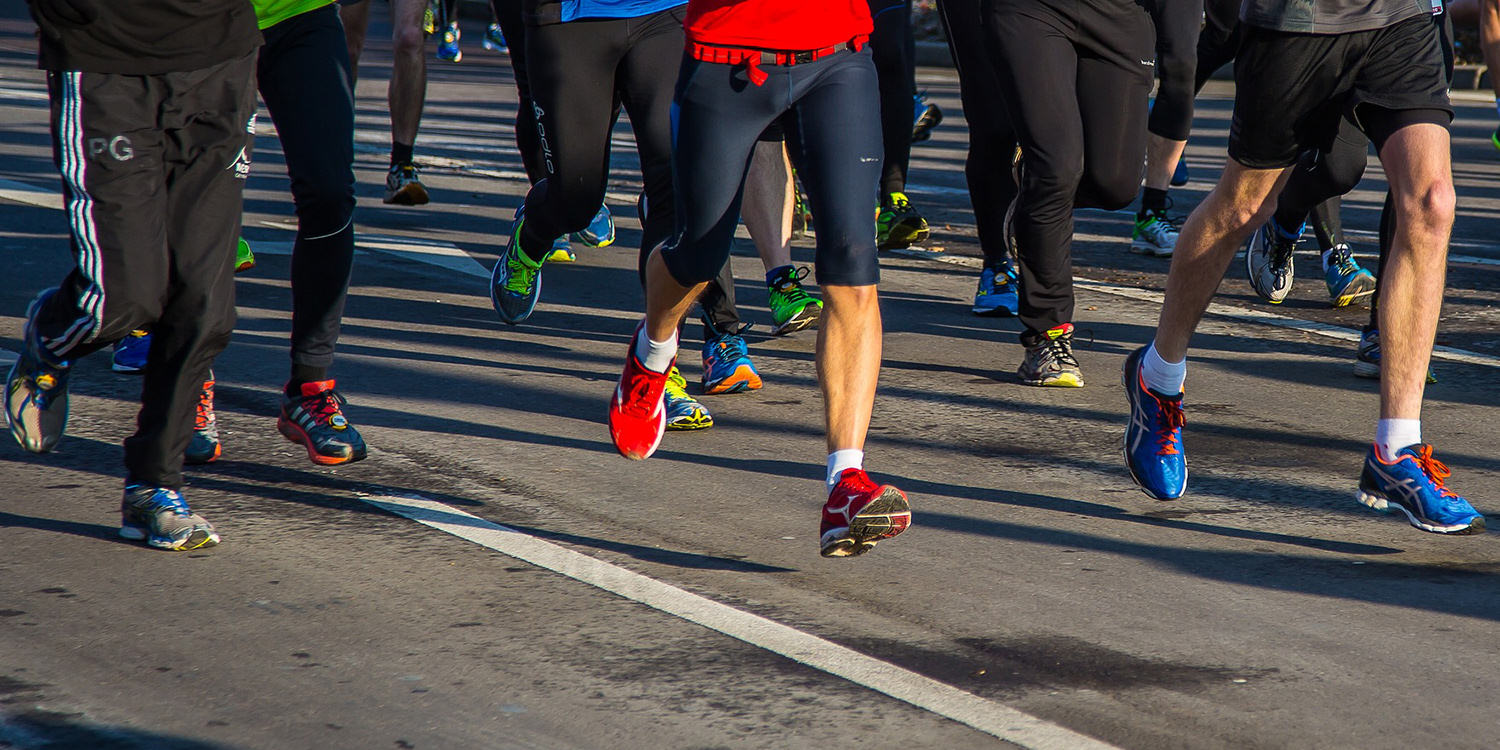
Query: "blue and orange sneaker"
1122 346 1187 500
1357 444 1484 534
1323 244 1375 308
120 484 219 551
112 329 151 373
972 260 1019 317
701 330 761 395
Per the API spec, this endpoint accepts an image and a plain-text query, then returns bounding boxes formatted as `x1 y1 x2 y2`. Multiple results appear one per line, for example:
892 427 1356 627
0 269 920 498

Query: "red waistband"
686 36 867 86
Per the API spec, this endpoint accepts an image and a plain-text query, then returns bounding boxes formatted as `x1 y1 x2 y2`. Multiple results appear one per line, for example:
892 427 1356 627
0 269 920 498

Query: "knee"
1399 179 1457 235
1081 168 1142 211
392 25 424 56
823 283 879 312
1022 159 1085 210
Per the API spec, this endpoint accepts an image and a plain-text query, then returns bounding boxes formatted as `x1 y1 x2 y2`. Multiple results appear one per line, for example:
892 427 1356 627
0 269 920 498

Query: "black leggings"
258 5 358 373
490 0 544 183
936 0 1016 265
986 0 1153 339
869 0 916 196
661 49 884 288
1147 0 1202 141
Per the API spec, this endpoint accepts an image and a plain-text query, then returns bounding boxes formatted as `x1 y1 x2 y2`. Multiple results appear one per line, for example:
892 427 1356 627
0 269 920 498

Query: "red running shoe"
820 469 911 557
609 327 669 460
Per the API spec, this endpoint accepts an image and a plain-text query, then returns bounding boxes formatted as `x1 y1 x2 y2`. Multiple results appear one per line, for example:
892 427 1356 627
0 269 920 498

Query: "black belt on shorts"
686 37 867 86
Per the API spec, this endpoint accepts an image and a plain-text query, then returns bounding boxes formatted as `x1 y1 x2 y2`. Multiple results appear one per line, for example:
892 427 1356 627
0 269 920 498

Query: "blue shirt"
561 0 684 21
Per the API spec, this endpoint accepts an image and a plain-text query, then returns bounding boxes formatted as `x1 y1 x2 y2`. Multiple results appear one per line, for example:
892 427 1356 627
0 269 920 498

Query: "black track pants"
34 52 257 489
937 0 1016 266
490 0 544 183
517 9 680 267
986 0 1153 339
1147 0 1201 141
869 0 916 196
258 5 358 373
1194 0 1240 91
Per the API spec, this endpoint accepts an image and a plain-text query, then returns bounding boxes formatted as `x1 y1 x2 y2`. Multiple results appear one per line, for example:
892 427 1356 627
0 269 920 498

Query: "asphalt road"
3 7 1500 750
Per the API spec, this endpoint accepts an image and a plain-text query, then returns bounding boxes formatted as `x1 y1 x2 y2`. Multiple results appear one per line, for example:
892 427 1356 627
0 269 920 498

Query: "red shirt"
685 0 872 51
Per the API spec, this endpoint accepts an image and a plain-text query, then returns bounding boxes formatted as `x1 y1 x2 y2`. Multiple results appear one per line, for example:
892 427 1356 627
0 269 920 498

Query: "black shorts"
1229 13 1452 169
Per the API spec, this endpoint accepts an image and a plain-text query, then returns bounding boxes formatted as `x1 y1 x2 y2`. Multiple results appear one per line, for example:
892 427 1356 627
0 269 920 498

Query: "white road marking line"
0 178 63 211
241 231 491 278
888 249 1500 369
0 349 17 367
0 86 49 101
362 493 1120 750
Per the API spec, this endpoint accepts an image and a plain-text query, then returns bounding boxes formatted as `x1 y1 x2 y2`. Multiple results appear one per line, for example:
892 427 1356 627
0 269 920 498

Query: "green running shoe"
664 366 712 430
490 211 546 324
876 191 929 250
767 265 822 336
235 236 255 273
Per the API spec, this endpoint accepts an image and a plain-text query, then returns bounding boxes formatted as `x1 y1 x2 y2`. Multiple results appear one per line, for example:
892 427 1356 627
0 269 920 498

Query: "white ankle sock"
1140 343 1186 395
633 325 677 373
1375 419 1421 460
826 449 864 491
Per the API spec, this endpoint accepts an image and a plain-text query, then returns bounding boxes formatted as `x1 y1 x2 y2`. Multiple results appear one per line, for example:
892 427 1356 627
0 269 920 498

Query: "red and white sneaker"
819 469 911 557
608 328 670 460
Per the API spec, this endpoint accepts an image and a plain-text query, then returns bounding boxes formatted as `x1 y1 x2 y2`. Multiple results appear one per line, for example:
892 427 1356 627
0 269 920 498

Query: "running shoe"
573 204 615 248
546 237 575 263
1357 443 1484 534
791 174 812 240
665 366 713 430
702 330 762 394
278 380 368 466
767 265 822 335
437 22 462 62
490 213 545 324
1121 346 1187 500
1323 244 1376 307
820 468 911 558
5 290 71 454
1245 220 1297 303
235 236 255 273
876 192 930 250
422 1 435 34
184 376 220 465
972 260 1019 317
1018 323 1083 387
384 163 430 206
120 484 219 551
1171 159 1189 187
609 325 669 460
1352 326 1437 384
483 23 508 52
911 92 943 143
1131 208 1178 257
1492 126 1500 153
111 329 151 373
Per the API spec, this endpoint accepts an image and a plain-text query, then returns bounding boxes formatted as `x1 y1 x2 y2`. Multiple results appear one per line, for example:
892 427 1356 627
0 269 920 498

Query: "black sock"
288 364 328 396
1139 187 1168 217
391 141 414 167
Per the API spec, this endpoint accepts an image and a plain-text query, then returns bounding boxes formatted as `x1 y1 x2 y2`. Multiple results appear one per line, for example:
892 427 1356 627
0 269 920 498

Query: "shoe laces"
194 381 215 431
772 266 815 303
884 193 913 215
504 248 539 294
1329 245 1359 274
710 334 749 364
1268 233 1296 274
299 387 348 428
1152 392 1186 455
622 368 665 418
1411 445 1459 500
1036 335 1080 370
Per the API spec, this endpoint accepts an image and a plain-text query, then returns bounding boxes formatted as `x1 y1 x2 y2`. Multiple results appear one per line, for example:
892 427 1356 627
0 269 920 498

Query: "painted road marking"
889 249 1500 369
0 178 63 211
245 229 491 279
362 493 1119 750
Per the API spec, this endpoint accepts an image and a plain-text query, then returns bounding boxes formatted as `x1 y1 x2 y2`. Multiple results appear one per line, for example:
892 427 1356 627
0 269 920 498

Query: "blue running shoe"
120 484 219 551
1323 244 1376 307
573 204 615 248
1171 158 1189 187
911 92 943 143
1352 326 1436 384
1122 346 1187 500
546 236 575 263
1357 444 1484 534
437 22 462 62
491 208 545 324
111 329 151 373
701 331 762 395
972 260 1019 317
482 23 508 52
6 290 72 454
665 366 713 430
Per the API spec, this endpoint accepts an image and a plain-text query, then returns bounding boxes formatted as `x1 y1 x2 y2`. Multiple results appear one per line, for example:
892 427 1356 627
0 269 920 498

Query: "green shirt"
253 0 336 30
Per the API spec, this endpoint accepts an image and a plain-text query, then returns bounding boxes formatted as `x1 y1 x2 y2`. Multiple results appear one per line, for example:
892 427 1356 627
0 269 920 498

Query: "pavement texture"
2 7 1500 750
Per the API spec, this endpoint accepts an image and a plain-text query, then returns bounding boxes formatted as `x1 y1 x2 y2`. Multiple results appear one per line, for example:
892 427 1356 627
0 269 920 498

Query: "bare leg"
1152 161 1290 361
1374 124 1455 421
643 248 708 343
389 0 428 148
339 0 372 81
818 284 881 452
742 140 795 271
1143 133 1188 192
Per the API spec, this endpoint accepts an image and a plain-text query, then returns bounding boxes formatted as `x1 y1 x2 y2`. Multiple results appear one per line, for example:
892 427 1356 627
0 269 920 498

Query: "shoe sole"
277 418 366 466
702 366 763 395
877 223 930 251
384 182 430 206
1120 354 1187 500
666 413 714 431
1329 274 1376 308
1352 359 1436 384
820 486 912 558
120 524 220 551
771 307 821 336
546 248 576 263
1355 489 1485 535
972 305 1018 317
1018 371 1084 388
184 442 222 465
1129 240 1173 258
